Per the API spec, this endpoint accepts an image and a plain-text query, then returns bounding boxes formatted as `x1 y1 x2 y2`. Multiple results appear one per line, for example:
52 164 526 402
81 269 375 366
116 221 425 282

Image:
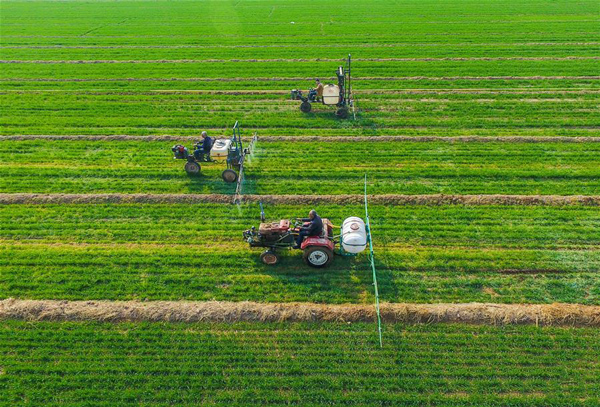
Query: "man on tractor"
315 78 324 102
193 131 214 162
294 210 323 249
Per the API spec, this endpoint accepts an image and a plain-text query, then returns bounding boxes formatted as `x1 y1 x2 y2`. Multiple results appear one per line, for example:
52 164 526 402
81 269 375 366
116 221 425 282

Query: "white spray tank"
210 138 232 158
322 84 341 105
341 217 367 254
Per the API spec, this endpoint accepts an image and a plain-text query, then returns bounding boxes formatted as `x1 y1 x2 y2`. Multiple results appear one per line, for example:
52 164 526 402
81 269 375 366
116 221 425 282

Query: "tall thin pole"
365 174 383 347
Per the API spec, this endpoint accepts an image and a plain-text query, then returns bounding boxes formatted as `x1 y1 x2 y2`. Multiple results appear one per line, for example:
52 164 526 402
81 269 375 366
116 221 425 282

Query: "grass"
0 0 598 137
1 203 598 304
2 139 599 195
1 0 598 403
1 320 598 406
2 92 598 137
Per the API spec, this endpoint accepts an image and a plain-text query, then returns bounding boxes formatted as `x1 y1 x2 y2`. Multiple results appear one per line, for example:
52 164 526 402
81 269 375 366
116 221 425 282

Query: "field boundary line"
2 135 600 143
1 299 598 327
3 89 599 94
3 56 599 64
2 75 598 82
1 193 598 206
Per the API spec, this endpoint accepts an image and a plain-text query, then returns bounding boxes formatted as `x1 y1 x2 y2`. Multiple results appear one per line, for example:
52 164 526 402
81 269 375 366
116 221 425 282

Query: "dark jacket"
302 215 323 236
201 136 213 151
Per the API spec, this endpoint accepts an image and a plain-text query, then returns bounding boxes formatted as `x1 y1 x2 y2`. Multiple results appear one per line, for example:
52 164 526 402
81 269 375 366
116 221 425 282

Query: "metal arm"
365 174 383 348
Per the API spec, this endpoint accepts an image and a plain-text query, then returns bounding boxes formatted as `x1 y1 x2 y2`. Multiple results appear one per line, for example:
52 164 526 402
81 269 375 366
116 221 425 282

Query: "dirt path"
2 75 598 82
1 193 598 206
3 56 598 64
3 89 600 95
2 135 600 143
1 299 598 327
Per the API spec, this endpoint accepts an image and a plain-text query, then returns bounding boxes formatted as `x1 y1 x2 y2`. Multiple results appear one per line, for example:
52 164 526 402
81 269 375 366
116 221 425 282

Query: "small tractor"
290 54 355 119
172 121 256 183
243 204 368 268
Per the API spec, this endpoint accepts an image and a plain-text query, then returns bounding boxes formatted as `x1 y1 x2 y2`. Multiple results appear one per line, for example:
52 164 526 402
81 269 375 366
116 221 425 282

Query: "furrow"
3 56 599 63
2 135 600 142
1 193 598 206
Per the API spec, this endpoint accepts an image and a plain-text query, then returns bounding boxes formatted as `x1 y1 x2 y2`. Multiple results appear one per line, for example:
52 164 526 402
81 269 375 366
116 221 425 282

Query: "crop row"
2 78 597 93
1 203 598 303
3 59 598 80
1 140 599 195
1 91 598 137
1 320 598 406
3 44 599 61
5 204 595 248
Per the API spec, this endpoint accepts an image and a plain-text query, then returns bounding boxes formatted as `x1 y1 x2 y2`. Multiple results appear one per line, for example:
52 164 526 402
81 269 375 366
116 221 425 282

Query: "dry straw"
1 300 598 327
1 193 598 206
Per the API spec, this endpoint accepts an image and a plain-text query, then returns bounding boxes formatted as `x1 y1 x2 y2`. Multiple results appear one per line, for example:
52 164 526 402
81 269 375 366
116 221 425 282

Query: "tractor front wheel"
260 250 280 266
336 107 349 119
300 101 312 113
184 161 201 175
303 246 333 268
222 169 238 183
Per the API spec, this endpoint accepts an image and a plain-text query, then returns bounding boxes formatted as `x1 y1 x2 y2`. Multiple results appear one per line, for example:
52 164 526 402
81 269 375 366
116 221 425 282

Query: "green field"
2 321 599 406
1 0 599 405
2 139 600 194
1 0 599 137
2 203 598 303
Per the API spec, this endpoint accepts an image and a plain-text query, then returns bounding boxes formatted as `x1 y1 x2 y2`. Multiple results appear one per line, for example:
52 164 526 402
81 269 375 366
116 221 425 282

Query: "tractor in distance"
243 204 367 268
171 121 256 183
290 54 355 119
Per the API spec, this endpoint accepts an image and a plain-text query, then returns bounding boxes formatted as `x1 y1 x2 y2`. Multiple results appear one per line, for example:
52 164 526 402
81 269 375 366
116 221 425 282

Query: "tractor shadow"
299 111 355 123
256 250 398 303
185 172 237 195
298 110 376 128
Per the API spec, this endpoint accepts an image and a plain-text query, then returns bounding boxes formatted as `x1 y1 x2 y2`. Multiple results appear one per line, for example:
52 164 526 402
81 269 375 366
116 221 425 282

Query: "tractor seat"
318 218 333 239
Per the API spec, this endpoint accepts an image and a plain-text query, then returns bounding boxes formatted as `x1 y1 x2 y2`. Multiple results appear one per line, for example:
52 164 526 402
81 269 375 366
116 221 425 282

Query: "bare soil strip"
1 299 598 327
3 56 598 64
3 135 600 143
1 193 598 206
4 89 598 95
2 75 598 82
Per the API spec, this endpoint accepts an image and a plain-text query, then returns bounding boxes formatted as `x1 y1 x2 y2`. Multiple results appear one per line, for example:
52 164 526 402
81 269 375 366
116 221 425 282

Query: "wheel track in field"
1 193 598 206
1 299 598 327
2 56 599 64
3 135 600 143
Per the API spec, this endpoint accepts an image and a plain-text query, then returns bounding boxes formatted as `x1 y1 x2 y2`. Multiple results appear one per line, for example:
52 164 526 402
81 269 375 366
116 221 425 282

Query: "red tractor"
243 206 367 268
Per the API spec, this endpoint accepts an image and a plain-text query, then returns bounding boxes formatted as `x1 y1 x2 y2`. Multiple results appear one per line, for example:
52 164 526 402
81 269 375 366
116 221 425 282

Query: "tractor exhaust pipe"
259 202 266 222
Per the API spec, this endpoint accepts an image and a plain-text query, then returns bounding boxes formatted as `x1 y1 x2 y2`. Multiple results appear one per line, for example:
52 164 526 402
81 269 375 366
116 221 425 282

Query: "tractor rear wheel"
222 169 238 183
303 246 333 268
300 101 312 113
336 107 349 119
260 250 280 266
184 161 201 175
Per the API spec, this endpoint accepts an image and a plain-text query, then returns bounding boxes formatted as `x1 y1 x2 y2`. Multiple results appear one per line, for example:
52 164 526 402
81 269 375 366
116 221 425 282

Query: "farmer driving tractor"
193 131 214 162
294 210 323 249
314 78 324 102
